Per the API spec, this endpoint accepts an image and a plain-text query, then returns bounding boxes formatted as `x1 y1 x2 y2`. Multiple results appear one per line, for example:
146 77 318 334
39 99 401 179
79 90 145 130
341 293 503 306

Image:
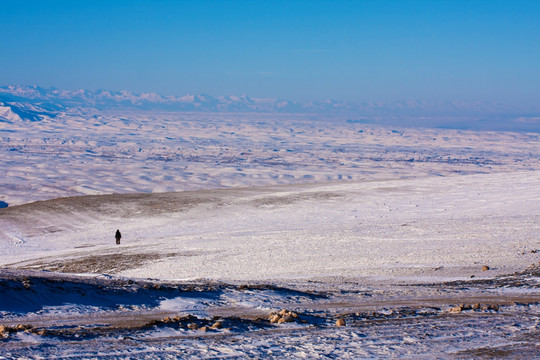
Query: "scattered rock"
483 304 499 311
277 315 294 324
210 321 223 330
0 324 35 335
268 309 299 324
199 326 209 332
145 320 160 327
162 317 172 323
336 318 346 327
22 278 31 289
187 323 199 330
481 265 490 271
449 303 499 313
0 325 8 338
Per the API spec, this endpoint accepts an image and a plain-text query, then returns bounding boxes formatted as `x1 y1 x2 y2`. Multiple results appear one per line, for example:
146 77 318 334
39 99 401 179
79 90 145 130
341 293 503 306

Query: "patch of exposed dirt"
252 191 342 208
0 191 221 220
455 335 540 359
8 251 193 274
411 264 540 289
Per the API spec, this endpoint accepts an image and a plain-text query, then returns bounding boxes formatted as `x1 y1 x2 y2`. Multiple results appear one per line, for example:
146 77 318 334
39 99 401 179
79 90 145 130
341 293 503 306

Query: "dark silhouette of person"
115 229 121 245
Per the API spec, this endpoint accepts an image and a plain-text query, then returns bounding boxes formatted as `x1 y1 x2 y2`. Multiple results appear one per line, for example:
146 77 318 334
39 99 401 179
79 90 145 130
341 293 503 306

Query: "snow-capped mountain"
0 85 323 113
0 84 505 115
0 100 59 123
1 85 538 131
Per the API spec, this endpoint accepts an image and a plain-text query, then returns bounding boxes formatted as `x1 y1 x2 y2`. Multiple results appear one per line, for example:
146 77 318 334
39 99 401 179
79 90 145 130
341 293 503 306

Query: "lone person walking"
115 229 122 245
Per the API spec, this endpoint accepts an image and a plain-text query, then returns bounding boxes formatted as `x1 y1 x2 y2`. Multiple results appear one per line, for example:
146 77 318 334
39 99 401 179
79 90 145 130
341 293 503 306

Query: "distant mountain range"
1 85 539 131
0 84 354 114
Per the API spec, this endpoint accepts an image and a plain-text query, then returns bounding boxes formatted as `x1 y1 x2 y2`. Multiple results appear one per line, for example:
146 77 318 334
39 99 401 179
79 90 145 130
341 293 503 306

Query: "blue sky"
2 0 539 107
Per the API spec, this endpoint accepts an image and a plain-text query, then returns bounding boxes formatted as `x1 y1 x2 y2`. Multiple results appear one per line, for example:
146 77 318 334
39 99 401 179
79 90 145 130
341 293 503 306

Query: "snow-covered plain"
2 109 539 206
0 108 539 358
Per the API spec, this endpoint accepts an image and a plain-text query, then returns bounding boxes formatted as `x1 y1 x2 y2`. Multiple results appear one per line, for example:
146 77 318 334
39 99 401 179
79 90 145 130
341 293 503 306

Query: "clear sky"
2 0 539 107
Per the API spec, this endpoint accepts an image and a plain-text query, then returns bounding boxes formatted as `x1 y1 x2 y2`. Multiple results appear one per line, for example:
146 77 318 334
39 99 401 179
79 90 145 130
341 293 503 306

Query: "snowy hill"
0 101 58 122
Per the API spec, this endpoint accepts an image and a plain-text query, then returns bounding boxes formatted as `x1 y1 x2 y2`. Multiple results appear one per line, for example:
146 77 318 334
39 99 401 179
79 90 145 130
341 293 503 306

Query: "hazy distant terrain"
2 84 540 130
1 86 539 206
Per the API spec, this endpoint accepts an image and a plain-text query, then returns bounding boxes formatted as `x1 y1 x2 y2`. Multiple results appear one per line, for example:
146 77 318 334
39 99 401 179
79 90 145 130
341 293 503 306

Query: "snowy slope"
1 171 539 283
0 105 22 122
